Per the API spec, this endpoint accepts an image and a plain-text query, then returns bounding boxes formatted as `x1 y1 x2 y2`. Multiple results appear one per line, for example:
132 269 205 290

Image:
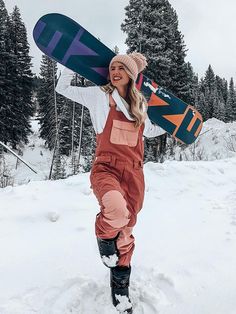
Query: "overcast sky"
4 0 236 81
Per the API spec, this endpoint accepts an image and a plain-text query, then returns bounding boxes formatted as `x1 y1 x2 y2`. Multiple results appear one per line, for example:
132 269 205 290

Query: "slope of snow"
2 118 86 186
172 118 236 161
2 119 52 185
0 157 236 314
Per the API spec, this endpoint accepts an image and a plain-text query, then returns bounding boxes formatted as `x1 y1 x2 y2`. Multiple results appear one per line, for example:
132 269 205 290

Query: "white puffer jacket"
55 68 165 138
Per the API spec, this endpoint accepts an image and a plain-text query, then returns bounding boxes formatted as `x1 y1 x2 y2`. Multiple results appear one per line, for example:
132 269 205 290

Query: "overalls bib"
90 94 145 266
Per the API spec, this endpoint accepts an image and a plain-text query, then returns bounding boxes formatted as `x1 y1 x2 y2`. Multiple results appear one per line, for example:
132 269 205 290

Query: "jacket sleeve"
143 112 166 138
55 67 99 109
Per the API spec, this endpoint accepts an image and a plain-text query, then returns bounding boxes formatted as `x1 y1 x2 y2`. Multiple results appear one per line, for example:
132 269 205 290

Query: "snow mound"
172 118 236 161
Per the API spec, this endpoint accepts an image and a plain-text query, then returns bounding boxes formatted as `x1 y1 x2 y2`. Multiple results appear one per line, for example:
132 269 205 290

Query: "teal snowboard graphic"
33 13 203 144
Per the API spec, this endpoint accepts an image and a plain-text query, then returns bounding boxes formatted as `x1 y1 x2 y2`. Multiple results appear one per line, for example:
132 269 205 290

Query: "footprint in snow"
41 269 179 314
44 276 117 314
130 267 179 313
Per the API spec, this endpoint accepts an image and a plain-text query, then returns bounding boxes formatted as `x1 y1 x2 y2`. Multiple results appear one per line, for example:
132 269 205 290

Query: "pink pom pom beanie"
109 52 147 81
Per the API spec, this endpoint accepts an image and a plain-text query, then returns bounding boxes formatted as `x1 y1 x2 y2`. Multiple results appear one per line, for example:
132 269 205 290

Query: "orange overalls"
90 95 145 267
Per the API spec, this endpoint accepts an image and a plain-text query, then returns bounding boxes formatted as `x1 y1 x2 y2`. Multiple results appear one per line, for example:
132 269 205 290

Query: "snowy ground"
170 118 236 161
1 118 236 313
2 118 86 186
1 156 236 314
2 119 53 185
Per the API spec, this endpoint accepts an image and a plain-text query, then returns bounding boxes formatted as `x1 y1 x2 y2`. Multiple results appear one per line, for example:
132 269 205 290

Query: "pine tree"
121 0 196 160
196 86 208 121
201 65 216 120
231 78 236 121
185 62 199 105
57 74 89 157
213 76 226 121
38 55 59 150
0 3 33 147
216 76 227 105
8 6 34 147
57 96 73 156
121 0 191 100
52 148 66 180
213 91 225 121
144 145 156 162
226 78 236 122
38 63 96 172
200 66 228 122
203 65 215 91
122 0 171 87
0 0 12 144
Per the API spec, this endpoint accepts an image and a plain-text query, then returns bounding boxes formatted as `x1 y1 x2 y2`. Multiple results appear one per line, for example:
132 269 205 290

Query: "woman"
56 52 165 313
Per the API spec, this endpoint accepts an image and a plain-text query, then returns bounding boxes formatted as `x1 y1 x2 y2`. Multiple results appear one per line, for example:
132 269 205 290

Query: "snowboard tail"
33 13 203 144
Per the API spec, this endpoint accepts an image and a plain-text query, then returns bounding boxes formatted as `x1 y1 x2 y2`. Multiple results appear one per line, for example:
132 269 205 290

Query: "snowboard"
33 13 203 144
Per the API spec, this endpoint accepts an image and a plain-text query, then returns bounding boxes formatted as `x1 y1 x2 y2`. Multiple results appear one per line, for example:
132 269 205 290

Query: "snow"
1 118 236 313
115 295 132 312
172 118 236 161
2 119 53 185
102 254 119 268
2 118 87 186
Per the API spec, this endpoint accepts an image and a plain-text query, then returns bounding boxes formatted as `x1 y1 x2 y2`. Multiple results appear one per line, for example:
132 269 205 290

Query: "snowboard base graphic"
33 13 203 144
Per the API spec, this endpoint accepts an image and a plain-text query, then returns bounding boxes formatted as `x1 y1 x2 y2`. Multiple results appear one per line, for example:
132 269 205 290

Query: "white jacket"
55 68 165 138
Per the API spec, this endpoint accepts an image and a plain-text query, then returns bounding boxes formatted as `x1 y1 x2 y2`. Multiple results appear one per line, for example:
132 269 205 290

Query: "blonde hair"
101 69 147 127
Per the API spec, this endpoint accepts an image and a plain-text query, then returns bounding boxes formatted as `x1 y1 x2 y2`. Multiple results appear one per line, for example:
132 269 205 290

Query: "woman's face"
109 62 130 87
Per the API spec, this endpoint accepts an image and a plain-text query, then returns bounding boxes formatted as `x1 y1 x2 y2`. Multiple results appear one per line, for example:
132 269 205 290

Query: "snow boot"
97 233 119 268
110 265 133 313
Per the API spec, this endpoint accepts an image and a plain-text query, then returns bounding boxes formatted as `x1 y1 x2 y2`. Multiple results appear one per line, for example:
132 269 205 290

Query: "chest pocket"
110 119 139 147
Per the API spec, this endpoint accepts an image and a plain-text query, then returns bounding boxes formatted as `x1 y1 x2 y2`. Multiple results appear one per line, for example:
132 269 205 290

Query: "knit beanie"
109 52 147 81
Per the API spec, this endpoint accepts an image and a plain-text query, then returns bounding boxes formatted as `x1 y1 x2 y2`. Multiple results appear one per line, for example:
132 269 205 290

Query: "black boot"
110 266 132 313
97 234 119 268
